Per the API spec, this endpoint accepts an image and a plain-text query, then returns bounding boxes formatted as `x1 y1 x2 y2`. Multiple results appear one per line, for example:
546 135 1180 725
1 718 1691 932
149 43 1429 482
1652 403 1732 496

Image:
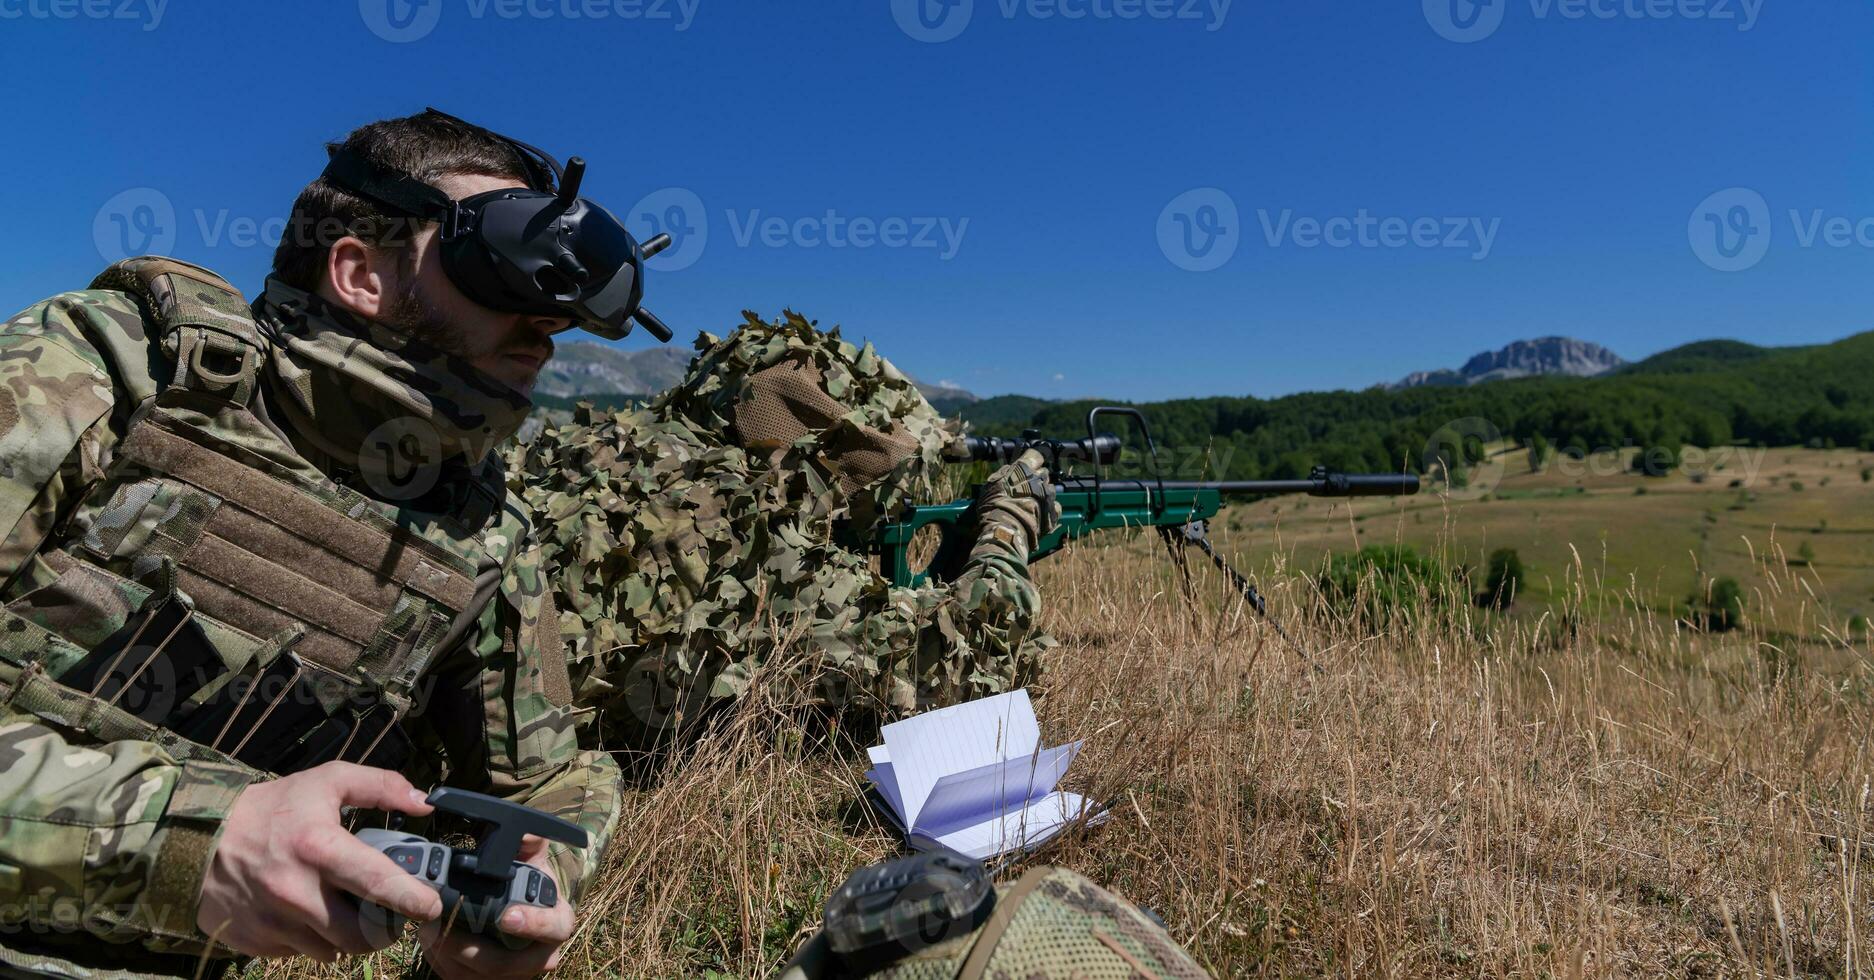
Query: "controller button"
525 871 540 903
538 877 555 907
426 848 444 879
388 846 422 870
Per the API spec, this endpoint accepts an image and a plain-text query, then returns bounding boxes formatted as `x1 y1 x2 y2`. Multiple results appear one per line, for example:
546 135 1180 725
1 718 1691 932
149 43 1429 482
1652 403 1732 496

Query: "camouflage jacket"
509 313 1053 747
0 259 621 978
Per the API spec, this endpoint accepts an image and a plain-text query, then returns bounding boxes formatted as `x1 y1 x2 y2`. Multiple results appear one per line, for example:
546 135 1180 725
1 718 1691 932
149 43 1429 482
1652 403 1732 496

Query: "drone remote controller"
354 788 587 950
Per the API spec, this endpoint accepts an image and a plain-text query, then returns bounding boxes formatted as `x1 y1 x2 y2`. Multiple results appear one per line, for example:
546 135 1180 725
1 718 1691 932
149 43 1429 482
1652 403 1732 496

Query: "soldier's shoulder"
1 257 254 407
0 286 148 379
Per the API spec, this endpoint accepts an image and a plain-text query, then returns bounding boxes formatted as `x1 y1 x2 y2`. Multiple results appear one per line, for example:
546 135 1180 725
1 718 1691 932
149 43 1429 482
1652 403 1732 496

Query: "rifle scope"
962 433 1122 467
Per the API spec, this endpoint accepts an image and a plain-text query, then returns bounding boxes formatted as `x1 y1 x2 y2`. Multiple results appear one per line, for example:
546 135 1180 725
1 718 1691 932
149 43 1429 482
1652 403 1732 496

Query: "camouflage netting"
860 868 1211 979
508 312 1052 749
652 309 965 539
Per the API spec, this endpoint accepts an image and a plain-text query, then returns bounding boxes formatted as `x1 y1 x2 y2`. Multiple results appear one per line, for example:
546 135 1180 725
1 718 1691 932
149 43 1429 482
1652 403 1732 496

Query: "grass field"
1223 446 1874 637
271 450 1874 978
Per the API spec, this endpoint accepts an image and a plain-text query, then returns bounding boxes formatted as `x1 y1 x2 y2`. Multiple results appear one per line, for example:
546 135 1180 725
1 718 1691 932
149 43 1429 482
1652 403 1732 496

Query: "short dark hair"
270 112 532 291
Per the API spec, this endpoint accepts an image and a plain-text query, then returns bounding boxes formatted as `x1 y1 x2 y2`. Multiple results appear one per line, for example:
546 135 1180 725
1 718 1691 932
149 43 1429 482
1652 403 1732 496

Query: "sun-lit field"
1225 445 1874 635
269 458 1874 979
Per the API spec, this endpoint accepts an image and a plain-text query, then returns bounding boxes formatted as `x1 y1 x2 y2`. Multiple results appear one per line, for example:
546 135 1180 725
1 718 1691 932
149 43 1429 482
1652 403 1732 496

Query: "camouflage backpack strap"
89 256 265 406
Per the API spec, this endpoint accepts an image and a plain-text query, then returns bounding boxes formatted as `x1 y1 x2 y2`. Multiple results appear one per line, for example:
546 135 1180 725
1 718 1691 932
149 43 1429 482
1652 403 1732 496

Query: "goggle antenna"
556 157 585 205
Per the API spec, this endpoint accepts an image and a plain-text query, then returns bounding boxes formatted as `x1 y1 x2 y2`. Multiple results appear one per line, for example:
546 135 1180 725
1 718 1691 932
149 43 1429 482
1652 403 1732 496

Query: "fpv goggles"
318 108 673 342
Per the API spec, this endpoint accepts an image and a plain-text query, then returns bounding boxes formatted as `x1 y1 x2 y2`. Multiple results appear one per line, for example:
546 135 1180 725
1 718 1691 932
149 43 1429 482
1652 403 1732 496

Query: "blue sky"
1 0 1866 400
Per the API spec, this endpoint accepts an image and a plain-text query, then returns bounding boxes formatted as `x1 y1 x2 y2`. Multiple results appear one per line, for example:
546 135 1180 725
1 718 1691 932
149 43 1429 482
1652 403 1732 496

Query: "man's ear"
321 237 399 319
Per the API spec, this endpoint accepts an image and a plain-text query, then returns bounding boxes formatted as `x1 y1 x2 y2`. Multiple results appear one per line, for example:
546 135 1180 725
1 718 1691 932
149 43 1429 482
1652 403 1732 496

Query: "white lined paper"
866 691 1095 860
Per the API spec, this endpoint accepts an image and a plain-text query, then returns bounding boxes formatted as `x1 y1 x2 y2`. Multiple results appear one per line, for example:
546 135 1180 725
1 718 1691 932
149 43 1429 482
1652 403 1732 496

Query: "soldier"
511 311 1057 746
0 110 640 978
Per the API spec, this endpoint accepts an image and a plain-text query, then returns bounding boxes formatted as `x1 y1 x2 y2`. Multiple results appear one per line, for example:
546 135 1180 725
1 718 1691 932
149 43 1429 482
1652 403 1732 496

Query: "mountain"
534 342 692 400
537 340 980 406
918 382 979 416
1392 337 1625 389
956 395 1056 429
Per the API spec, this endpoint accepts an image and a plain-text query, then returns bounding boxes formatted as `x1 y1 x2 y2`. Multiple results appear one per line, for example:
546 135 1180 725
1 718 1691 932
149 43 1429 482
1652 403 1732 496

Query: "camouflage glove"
969 448 1059 565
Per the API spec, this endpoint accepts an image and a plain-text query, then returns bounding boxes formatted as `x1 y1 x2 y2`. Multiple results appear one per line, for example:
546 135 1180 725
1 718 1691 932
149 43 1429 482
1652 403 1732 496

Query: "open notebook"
864 690 1099 860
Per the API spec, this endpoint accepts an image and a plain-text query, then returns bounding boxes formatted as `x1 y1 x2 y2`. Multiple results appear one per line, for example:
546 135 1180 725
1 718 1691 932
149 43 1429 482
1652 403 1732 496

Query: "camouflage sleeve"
859 530 1051 712
757 465 1052 712
0 294 124 586
839 453 1059 709
0 294 249 949
421 543 622 903
0 713 252 947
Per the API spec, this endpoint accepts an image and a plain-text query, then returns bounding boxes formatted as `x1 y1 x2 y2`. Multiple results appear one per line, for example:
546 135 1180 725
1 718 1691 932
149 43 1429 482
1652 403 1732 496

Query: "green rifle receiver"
875 408 1418 659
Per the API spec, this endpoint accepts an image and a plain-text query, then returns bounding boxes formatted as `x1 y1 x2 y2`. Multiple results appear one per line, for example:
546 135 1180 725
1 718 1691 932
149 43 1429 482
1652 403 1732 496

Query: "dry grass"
280 512 1874 979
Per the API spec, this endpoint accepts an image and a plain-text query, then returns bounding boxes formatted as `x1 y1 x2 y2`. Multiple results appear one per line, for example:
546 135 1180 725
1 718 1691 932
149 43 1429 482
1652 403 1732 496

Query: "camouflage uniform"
510 312 1055 746
0 258 620 978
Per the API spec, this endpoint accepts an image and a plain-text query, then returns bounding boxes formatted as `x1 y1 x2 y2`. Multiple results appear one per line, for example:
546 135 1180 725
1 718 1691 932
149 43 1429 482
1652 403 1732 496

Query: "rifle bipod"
1158 521 1321 673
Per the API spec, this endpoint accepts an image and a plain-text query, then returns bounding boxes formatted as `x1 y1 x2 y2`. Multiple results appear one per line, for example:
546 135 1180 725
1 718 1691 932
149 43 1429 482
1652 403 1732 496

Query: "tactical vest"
0 257 525 781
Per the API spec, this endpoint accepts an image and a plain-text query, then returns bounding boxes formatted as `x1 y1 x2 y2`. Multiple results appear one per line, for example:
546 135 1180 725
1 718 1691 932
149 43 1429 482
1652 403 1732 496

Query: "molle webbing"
113 420 475 673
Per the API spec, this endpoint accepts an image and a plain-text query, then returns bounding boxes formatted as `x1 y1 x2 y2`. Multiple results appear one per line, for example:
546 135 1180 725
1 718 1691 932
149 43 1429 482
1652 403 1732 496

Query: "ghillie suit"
509 312 1056 747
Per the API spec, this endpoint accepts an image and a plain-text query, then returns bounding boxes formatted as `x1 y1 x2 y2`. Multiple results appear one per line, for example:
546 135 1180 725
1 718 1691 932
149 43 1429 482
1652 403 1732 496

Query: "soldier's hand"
197 762 443 960
417 834 573 979
973 448 1059 554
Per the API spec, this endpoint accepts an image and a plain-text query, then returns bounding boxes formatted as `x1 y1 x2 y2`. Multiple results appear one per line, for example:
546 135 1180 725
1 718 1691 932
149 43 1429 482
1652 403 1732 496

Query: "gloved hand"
969 448 1060 563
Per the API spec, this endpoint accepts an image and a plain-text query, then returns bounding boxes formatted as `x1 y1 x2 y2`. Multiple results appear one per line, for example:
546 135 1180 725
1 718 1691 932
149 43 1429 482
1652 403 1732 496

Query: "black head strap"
320 146 461 233
419 107 563 195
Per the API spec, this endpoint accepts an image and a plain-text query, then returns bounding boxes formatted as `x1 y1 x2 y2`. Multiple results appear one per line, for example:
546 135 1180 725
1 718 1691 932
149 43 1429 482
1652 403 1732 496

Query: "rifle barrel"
1061 474 1420 497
